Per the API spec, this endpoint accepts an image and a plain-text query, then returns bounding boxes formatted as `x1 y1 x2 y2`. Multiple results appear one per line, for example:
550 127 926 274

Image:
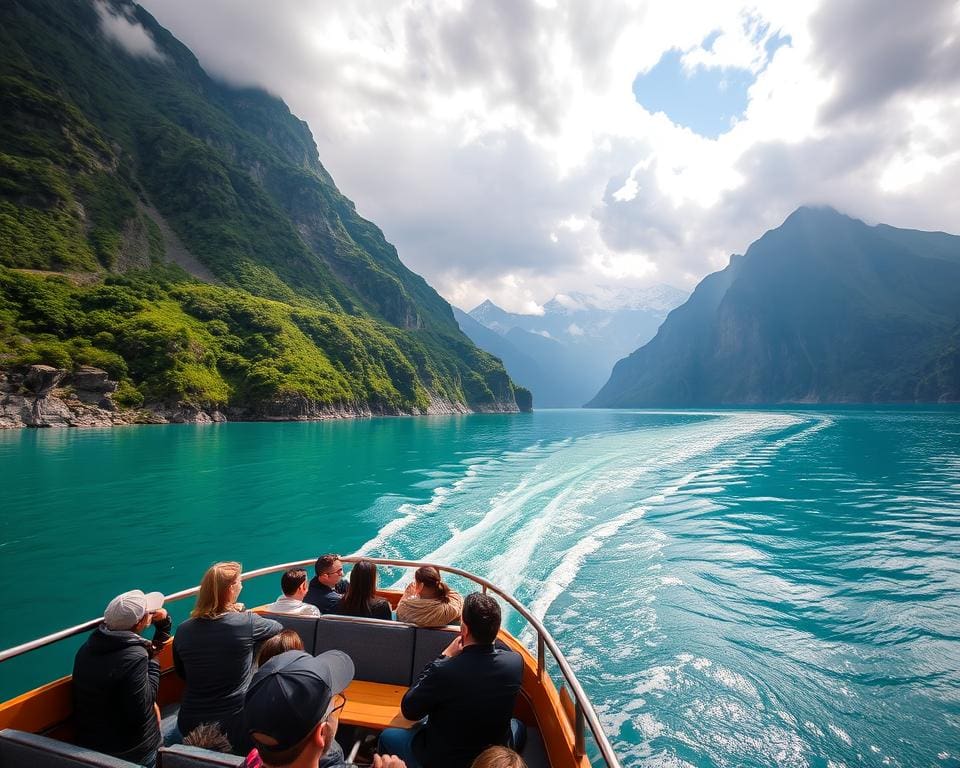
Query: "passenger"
332 558 392 620
183 723 233 753
396 566 463 627
256 629 304 666
379 592 524 768
471 746 528 768
262 568 321 617
243 649 407 768
173 562 282 752
72 588 172 768
304 553 349 614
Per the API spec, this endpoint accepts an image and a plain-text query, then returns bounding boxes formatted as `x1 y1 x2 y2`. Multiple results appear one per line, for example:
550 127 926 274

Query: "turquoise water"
1 409 959 767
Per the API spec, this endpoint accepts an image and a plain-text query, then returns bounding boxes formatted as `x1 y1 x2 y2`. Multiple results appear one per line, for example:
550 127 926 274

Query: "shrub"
16 339 73 369
113 379 144 408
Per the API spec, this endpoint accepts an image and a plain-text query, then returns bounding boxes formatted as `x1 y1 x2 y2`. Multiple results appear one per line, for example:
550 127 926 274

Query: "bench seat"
251 612 551 767
157 744 243 768
257 611 460 687
0 729 141 768
341 681 416 729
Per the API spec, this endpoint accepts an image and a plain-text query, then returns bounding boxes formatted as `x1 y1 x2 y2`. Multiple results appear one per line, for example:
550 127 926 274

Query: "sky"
132 0 960 314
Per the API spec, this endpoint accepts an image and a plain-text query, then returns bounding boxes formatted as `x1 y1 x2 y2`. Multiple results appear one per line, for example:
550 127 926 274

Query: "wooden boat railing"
0 556 622 768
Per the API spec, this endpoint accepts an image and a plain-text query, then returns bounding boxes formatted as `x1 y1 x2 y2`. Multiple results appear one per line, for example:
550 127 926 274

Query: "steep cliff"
0 0 529 423
589 207 960 406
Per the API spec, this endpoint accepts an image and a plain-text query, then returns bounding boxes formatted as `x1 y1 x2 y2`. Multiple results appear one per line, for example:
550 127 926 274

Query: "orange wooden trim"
0 674 72 733
0 639 179 735
498 630 591 768
378 589 402 610
559 684 576 728
0 627 589 768
341 680 416 729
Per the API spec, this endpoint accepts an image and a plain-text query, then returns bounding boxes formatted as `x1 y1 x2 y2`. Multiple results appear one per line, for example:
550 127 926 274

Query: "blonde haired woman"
471 746 528 768
396 565 463 627
173 562 281 751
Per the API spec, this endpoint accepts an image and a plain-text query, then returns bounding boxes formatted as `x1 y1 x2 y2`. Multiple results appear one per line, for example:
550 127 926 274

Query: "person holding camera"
72 588 173 768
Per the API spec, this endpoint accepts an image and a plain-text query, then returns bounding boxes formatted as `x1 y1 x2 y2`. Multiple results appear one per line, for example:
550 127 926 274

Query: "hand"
152 608 168 621
403 582 418 597
442 636 463 658
373 755 407 768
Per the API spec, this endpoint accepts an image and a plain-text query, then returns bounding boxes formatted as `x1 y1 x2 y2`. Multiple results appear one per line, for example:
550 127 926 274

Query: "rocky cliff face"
0 0 527 418
0 364 515 429
589 207 960 406
2 365 124 428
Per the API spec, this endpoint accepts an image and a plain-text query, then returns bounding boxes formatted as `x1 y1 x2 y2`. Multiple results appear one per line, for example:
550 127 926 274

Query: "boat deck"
0 557 620 768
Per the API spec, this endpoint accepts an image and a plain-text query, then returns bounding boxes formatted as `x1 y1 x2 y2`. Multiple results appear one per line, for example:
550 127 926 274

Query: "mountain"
0 0 529 422
452 308 543 398
462 286 687 407
589 207 960 406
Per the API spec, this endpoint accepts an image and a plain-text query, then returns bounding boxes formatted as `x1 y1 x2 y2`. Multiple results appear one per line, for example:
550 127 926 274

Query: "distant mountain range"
590 207 960 406
455 285 688 407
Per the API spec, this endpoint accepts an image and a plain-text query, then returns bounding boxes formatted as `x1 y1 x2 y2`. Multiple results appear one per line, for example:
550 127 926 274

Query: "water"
1 408 959 768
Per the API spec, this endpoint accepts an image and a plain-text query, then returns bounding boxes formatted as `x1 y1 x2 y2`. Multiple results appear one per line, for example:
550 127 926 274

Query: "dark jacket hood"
86 624 151 655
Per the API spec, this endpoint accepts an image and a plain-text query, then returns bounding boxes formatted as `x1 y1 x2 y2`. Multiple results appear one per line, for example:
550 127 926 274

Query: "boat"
0 557 622 768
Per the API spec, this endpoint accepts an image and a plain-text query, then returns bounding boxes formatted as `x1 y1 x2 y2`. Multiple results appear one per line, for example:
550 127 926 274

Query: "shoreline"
0 365 523 429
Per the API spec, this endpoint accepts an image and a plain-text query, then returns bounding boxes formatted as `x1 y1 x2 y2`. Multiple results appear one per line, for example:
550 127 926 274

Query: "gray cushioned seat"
314 616 416 686
0 729 141 768
258 612 319 652
410 626 459 682
156 745 245 768
519 726 549 768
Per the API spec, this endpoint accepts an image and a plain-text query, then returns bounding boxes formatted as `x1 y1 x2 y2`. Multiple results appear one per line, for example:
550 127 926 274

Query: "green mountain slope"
0 0 528 417
589 207 960 406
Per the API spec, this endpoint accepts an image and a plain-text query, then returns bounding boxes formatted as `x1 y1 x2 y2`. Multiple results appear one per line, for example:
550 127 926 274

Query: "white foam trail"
353 459 492 556
387 448 608 585
489 456 660 595
511 416 802 626
518 506 648 645
449 414 791 570
382 411 806 592
385 470 559 588
769 414 834 451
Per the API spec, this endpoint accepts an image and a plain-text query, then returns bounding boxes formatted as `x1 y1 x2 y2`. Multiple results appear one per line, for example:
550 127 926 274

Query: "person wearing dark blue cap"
243 650 406 768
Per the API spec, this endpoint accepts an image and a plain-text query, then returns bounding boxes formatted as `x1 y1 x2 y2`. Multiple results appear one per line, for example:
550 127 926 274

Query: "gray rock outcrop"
1 365 132 428
0 365 516 429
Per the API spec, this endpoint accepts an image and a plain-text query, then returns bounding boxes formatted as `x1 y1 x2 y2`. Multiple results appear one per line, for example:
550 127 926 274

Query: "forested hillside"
0 0 530 421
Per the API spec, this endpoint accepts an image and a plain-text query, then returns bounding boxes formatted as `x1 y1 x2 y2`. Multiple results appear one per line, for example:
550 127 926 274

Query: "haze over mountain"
457 285 687 407
590 207 960 407
0 0 530 422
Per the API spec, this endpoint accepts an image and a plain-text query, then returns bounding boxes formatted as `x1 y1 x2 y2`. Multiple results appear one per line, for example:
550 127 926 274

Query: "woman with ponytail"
396 565 463 627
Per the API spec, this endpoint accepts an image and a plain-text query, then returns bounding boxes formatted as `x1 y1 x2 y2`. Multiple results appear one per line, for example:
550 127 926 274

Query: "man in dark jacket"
304 554 349 613
72 589 172 768
378 592 523 768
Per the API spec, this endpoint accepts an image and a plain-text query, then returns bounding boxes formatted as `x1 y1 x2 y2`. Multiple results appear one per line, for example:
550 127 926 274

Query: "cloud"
812 0 960 121
139 0 960 312
95 0 165 60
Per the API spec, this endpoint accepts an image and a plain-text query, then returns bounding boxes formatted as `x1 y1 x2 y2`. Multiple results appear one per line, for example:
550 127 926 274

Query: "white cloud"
681 12 779 74
554 294 587 311
140 0 960 312
95 1 165 60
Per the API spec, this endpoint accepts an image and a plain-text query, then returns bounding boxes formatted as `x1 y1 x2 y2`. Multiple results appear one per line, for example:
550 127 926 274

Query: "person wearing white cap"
72 588 172 768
